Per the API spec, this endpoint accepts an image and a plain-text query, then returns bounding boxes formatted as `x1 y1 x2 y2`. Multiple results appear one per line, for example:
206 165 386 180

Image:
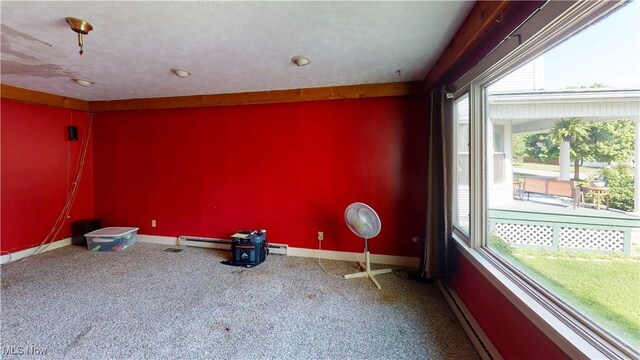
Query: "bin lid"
85 227 139 237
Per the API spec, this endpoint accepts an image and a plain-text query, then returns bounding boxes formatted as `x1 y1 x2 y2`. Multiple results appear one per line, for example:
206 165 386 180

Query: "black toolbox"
231 230 268 267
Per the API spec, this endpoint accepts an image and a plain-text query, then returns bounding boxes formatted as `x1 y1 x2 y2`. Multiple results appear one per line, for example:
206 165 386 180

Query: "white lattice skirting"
495 223 553 247
494 223 625 253
559 227 624 252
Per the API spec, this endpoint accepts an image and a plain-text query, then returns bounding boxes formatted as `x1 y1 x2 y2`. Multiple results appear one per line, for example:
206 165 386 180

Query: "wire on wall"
19 113 94 262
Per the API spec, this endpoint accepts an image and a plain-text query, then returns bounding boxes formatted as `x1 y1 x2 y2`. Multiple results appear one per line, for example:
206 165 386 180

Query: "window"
453 94 470 235
452 0 639 356
491 124 505 184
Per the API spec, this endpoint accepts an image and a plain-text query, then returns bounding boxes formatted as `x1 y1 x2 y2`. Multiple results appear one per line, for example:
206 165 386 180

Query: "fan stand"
343 238 391 290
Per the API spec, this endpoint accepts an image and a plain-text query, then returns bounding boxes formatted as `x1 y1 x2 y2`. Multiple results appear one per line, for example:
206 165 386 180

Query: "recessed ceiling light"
172 69 191 78
291 55 311 67
73 78 93 86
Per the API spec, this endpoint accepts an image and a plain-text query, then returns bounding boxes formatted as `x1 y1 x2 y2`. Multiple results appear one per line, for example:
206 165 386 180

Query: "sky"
543 0 640 90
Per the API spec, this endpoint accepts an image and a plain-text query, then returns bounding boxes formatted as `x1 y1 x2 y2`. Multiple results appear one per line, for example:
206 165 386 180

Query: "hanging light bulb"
65 17 93 56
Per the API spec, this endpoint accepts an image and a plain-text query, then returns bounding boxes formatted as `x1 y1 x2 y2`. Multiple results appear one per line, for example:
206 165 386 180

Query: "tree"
511 134 527 165
549 118 591 180
524 133 558 162
600 164 634 211
591 119 635 163
520 79 635 178
523 119 636 180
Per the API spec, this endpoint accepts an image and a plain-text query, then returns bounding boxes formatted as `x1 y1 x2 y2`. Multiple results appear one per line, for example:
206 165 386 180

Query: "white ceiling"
1 1 474 101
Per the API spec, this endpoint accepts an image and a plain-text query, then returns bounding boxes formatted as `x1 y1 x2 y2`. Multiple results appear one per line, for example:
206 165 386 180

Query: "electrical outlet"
318 231 324 241
151 219 157 227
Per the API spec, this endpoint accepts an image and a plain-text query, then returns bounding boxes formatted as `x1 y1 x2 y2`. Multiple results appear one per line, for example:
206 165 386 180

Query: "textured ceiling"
1 1 474 101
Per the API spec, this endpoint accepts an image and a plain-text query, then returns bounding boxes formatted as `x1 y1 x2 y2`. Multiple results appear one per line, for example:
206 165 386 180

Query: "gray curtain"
421 87 453 280
419 1 544 280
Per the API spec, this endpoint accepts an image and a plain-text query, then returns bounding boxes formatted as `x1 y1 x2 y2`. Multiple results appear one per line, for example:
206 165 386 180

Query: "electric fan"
343 202 392 289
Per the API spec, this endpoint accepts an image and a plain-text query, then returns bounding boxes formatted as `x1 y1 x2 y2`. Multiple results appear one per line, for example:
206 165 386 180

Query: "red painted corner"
1 99 95 253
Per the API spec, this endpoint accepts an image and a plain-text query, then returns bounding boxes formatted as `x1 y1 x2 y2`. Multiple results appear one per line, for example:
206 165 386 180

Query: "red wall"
93 96 427 256
449 247 569 359
1 99 94 253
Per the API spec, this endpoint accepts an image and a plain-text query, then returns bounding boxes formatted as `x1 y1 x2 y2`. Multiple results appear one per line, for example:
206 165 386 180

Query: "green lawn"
513 162 600 177
490 240 640 349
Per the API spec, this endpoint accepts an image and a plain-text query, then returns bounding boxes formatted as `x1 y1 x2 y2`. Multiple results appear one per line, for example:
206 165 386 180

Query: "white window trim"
491 122 507 184
453 93 470 240
469 83 485 249
450 0 638 358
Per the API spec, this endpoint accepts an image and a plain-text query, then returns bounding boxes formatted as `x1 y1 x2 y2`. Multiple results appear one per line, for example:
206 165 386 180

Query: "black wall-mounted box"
68 126 78 141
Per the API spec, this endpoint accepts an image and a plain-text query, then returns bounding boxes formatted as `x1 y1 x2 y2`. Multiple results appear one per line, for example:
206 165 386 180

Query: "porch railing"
489 209 639 255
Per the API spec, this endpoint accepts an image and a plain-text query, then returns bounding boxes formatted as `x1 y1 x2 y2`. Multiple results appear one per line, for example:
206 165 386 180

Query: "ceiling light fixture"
172 69 191 78
65 17 93 56
291 55 311 67
73 78 93 86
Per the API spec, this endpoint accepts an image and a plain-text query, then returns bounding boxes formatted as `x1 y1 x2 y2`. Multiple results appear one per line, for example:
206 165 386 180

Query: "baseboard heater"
178 236 288 255
437 280 500 360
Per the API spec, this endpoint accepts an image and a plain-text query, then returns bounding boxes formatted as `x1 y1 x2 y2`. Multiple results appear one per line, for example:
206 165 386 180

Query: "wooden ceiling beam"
1 82 425 112
1 84 90 112
89 81 425 112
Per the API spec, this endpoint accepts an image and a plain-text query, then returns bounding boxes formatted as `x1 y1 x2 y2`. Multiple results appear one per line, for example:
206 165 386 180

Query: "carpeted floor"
1 243 479 359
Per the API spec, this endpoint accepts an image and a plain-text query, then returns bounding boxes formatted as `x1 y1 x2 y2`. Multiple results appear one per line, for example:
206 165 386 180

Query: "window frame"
448 0 637 358
452 92 471 241
491 123 506 185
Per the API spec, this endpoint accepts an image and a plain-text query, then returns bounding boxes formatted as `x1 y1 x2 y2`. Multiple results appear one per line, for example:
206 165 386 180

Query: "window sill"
450 234 636 359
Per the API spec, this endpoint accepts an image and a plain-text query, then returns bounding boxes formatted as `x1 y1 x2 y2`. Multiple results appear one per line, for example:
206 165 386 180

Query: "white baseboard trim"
287 247 419 267
137 234 419 267
1 237 72 264
438 280 502 360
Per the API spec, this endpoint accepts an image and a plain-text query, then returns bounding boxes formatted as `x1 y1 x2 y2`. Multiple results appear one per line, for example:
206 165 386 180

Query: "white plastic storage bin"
85 227 139 251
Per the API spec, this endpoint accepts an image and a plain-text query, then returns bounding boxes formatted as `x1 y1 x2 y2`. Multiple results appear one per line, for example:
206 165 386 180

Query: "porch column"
634 119 640 215
559 139 571 180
